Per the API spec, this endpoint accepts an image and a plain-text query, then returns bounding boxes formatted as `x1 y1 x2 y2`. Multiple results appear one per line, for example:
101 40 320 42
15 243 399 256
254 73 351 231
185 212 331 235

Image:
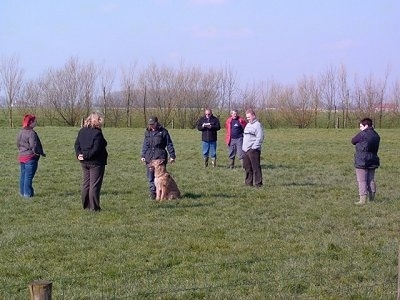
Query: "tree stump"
28 280 52 300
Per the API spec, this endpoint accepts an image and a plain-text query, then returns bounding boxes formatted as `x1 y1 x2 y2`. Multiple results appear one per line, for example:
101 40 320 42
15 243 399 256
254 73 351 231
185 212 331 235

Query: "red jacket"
224 116 247 145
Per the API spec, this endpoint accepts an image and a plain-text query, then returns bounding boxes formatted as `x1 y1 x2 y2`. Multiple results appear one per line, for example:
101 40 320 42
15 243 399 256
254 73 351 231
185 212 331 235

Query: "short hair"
360 118 373 127
245 109 256 116
22 114 36 128
83 112 104 129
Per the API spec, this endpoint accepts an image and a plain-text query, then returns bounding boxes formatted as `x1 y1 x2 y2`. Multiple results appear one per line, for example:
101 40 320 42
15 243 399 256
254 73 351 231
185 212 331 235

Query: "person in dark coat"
196 108 221 167
141 116 176 200
17 114 46 198
351 117 380 205
74 112 108 211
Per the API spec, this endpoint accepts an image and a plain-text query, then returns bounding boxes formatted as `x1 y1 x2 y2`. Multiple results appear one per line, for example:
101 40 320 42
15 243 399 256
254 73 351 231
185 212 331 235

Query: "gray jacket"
242 119 264 152
17 128 45 157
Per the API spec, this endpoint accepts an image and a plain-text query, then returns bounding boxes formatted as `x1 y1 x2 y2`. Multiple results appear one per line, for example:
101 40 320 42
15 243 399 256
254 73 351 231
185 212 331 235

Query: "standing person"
351 117 380 205
242 109 264 187
74 112 108 211
224 109 247 168
196 108 221 167
17 114 46 198
141 116 176 200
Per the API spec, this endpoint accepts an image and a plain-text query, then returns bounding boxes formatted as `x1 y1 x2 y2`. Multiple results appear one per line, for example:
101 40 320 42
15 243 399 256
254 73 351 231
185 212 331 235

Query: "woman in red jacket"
224 109 247 168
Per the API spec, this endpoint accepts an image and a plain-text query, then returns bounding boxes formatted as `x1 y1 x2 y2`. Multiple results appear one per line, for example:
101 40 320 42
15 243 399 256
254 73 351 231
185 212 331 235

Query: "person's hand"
170 158 175 163
42 153 47 158
141 157 146 163
78 154 84 161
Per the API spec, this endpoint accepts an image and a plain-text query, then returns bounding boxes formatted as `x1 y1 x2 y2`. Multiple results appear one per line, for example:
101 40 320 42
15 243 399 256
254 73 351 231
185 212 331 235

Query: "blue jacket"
141 126 176 164
351 127 380 169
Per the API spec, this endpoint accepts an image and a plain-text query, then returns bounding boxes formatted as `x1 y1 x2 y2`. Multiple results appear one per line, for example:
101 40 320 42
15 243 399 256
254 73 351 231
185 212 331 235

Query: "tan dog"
149 159 181 201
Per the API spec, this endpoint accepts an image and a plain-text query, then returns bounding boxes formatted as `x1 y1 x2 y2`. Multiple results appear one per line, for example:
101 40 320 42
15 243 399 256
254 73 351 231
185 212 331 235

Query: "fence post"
28 280 52 300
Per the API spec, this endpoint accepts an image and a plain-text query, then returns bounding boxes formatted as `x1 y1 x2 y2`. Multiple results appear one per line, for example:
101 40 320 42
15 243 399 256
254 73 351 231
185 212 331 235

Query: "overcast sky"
1 0 399 87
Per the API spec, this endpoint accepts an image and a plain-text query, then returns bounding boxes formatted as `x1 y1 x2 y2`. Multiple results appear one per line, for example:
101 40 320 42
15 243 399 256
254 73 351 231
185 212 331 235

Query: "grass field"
0 126 399 299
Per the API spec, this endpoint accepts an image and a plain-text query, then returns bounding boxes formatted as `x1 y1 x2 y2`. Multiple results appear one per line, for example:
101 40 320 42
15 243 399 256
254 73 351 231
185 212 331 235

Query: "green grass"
0 127 399 299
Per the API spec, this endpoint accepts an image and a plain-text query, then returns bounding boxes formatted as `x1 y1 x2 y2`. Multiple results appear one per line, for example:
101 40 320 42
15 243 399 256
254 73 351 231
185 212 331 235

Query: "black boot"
204 157 209 167
228 158 235 169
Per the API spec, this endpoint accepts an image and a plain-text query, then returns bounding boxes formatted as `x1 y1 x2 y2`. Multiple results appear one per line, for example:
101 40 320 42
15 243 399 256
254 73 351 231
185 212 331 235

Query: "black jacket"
351 127 380 169
141 126 176 163
196 114 221 142
74 127 108 165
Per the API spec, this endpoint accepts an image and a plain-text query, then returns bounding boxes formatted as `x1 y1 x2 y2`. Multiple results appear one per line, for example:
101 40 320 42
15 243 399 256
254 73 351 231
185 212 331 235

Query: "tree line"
1 54 399 128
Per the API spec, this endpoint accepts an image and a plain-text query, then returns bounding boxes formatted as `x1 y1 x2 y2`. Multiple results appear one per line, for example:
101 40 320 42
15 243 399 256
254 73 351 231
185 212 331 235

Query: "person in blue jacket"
351 117 380 205
141 116 176 200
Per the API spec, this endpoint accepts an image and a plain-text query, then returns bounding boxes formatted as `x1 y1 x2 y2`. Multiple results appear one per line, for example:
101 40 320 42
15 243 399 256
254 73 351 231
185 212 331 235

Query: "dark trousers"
243 149 262 187
81 163 105 211
146 165 156 197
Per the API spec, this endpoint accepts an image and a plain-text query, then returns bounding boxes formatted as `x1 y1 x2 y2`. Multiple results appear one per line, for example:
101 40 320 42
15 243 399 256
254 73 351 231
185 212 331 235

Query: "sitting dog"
149 159 181 201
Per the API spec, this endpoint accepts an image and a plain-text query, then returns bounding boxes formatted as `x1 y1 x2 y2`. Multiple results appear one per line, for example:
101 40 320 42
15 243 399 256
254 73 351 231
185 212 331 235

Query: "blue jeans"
202 141 217 158
20 159 38 197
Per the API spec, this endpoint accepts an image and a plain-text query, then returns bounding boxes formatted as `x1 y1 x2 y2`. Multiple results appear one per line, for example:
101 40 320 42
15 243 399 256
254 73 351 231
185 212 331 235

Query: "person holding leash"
141 116 176 200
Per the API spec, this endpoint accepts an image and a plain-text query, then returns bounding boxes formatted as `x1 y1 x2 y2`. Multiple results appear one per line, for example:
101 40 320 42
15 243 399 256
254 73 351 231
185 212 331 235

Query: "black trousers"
81 163 105 211
242 149 262 187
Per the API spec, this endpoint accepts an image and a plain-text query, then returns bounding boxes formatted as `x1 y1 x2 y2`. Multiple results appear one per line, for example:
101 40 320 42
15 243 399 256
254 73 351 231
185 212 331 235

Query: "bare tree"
391 80 400 116
260 80 284 129
319 66 338 128
376 67 390 128
98 66 116 127
279 76 315 128
0 54 24 127
238 82 261 111
120 63 137 127
40 57 97 126
216 64 237 112
337 65 351 128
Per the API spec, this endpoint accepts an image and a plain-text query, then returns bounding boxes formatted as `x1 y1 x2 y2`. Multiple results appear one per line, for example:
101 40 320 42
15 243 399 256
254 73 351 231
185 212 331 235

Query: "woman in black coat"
74 112 108 211
351 117 380 205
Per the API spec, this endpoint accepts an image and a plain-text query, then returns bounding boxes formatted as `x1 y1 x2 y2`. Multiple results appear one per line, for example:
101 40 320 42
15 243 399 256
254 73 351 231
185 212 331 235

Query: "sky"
1 0 399 87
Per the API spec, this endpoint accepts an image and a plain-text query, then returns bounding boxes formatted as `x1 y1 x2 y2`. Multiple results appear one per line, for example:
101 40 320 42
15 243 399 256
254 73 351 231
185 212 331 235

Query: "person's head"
204 108 212 117
359 117 373 131
245 109 256 123
83 112 104 129
230 109 239 119
22 114 36 128
147 116 158 130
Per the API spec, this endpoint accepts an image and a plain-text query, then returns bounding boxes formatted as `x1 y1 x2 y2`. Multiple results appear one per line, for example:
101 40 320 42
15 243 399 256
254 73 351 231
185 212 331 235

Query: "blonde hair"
83 112 104 128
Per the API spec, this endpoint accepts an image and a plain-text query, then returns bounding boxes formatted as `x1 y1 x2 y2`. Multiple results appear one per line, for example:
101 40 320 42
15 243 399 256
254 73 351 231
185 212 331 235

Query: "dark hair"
360 118 373 127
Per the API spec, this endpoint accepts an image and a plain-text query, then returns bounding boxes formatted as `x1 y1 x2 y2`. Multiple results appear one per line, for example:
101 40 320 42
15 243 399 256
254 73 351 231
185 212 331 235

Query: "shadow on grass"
262 163 293 169
282 181 318 186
